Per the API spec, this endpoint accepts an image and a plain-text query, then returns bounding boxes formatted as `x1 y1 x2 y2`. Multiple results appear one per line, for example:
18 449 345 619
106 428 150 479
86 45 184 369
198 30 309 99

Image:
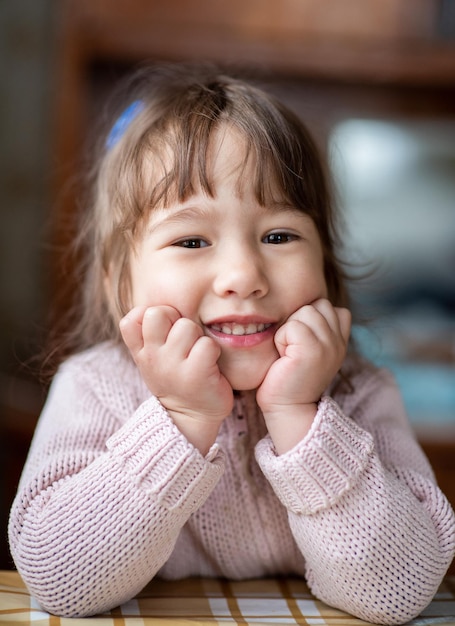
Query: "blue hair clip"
106 100 145 150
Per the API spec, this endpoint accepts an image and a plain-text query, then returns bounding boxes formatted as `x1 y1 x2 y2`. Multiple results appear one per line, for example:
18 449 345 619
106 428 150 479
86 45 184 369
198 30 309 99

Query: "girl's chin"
219 352 278 391
228 376 264 392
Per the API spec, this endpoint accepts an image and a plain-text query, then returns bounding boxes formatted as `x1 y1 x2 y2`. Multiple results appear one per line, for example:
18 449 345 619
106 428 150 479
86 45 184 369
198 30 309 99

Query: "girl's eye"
173 238 209 249
263 232 297 244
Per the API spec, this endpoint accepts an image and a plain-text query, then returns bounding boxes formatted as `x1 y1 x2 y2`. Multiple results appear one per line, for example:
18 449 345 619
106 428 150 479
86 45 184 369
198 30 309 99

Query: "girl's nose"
212 248 269 299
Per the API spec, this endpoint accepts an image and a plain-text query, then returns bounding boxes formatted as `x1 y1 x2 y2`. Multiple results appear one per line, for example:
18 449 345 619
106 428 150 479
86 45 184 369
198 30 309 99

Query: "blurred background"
1 0 454 571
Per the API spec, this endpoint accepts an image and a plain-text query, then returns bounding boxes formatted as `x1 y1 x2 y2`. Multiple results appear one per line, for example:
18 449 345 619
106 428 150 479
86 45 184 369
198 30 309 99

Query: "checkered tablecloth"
1 571 455 625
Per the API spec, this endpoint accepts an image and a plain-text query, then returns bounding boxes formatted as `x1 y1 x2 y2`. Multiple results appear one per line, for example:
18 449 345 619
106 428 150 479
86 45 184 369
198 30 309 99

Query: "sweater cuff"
106 396 224 511
255 397 374 515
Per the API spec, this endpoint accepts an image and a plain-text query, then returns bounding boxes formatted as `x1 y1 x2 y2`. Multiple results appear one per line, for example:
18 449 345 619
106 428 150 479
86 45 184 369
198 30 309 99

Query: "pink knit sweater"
8 342 455 624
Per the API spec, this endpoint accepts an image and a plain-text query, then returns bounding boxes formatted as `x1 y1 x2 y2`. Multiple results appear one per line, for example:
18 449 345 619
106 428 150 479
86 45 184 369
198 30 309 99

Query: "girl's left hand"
256 298 351 453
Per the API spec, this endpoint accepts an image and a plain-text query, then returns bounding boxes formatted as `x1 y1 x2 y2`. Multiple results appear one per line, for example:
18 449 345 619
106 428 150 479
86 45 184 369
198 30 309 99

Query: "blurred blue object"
106 100 144 150
352 323 455 426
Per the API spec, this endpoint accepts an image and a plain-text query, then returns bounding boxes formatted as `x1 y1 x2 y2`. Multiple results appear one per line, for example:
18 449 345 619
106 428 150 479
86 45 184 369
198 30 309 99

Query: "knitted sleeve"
8 350 224 617
255 369 455 626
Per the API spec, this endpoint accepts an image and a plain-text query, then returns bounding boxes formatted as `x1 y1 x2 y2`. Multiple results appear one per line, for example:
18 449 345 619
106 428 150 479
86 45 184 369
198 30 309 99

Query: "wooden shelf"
56 0 455 86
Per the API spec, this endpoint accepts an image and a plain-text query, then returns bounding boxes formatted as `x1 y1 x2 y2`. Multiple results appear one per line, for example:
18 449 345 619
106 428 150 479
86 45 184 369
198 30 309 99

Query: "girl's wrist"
168 409 223 457
262 402 318 455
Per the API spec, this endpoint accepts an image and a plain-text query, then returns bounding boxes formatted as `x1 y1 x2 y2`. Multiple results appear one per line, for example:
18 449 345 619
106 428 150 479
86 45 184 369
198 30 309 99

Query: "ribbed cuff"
255 397 374 515
106 396 224 511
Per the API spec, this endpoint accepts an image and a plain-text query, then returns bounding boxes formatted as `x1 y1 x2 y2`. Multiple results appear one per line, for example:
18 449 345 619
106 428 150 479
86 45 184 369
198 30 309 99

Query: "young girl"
9 64 455 624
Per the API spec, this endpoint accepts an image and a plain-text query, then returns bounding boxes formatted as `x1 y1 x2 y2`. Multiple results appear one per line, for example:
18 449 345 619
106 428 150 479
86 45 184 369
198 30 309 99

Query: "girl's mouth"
205 321 276 348
208 322 273 336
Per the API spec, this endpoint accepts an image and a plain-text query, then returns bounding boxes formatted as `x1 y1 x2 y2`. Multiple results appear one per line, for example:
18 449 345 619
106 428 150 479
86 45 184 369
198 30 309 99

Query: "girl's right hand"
119 305 233 454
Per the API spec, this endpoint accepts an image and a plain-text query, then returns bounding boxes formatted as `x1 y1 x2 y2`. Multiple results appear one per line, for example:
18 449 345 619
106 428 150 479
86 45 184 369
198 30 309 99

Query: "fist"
257 298 351 417
119 305 234 423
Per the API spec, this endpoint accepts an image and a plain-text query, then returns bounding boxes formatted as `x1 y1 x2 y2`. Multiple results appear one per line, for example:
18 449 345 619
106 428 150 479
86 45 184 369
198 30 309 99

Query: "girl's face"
129 127 328 391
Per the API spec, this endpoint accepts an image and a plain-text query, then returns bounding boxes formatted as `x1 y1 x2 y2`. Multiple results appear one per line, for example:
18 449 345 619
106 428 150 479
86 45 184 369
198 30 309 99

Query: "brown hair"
50 63 350 370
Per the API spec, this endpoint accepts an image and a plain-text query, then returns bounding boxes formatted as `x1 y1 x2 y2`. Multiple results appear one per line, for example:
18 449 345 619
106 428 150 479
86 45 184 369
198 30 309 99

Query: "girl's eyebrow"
147 204 214 233
147 201 309 234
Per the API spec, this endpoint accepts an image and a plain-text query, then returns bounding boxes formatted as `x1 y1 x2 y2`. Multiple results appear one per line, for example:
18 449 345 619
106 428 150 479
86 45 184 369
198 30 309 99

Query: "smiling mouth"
208 322 273 336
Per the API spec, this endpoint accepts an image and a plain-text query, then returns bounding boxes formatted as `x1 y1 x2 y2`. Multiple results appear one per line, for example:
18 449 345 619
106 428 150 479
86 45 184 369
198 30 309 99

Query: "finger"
166 317 205 359
141 305 181 347
286 299 332 327
119 306 148 354
285 302 331 342
274 316 317 356
278 299 349 351
312 301 351 350
188 335 222 367
335 306 352 344
310 298 342 332
303 299 351 344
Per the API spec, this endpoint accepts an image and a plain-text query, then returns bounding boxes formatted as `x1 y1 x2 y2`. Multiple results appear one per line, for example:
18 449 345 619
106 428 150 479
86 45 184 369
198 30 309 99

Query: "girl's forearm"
9 396 223 617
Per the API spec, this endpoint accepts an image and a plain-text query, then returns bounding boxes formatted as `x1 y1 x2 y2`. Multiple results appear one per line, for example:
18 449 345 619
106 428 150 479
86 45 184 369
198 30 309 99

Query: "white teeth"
212 322 271 336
